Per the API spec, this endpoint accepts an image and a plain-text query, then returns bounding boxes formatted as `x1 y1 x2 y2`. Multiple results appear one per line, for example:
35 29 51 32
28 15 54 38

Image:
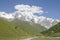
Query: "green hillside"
0 18 47 40
11 19 46 36
0 18 60 40
0 18 29 40
41 22 60 37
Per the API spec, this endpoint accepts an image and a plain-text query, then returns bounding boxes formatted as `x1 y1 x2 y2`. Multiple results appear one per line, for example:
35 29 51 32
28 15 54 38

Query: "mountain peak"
0 12 60 29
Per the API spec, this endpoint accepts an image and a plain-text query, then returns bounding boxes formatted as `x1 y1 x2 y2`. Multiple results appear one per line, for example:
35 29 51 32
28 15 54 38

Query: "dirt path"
20 37 38 40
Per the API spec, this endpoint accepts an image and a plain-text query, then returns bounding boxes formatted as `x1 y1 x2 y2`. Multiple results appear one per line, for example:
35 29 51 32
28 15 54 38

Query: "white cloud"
56 19 60 22
15 4 44 15
0 4 44 20
0 12 14 19
14 4 44 22
0 4 60 29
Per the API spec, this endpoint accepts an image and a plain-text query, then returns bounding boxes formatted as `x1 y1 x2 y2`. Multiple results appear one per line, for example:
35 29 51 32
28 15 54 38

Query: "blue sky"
0 0 60 19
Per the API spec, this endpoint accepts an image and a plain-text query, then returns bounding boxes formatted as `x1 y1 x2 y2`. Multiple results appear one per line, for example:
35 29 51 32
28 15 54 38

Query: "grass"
0 18 29 40
0 18 45 40
41 22 60 37
1 18 60 40
12 19 46 36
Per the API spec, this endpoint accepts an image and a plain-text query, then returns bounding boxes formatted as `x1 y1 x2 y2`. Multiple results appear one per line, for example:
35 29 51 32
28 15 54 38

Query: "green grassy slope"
41 22 60 37
11 19 46 36
0 18 46 40
0 18 29 39
1 18 60 40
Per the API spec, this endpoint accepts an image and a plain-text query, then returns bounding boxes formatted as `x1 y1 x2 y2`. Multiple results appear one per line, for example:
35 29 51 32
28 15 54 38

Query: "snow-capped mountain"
0 11 60 29
0 5 60 29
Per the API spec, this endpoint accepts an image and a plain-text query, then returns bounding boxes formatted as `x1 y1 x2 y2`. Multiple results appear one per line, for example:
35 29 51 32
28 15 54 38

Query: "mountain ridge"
41 22 60 37
0 12 60 29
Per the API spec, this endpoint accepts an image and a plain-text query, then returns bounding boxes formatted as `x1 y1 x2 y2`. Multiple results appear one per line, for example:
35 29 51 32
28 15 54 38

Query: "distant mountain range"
0 12 60 29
